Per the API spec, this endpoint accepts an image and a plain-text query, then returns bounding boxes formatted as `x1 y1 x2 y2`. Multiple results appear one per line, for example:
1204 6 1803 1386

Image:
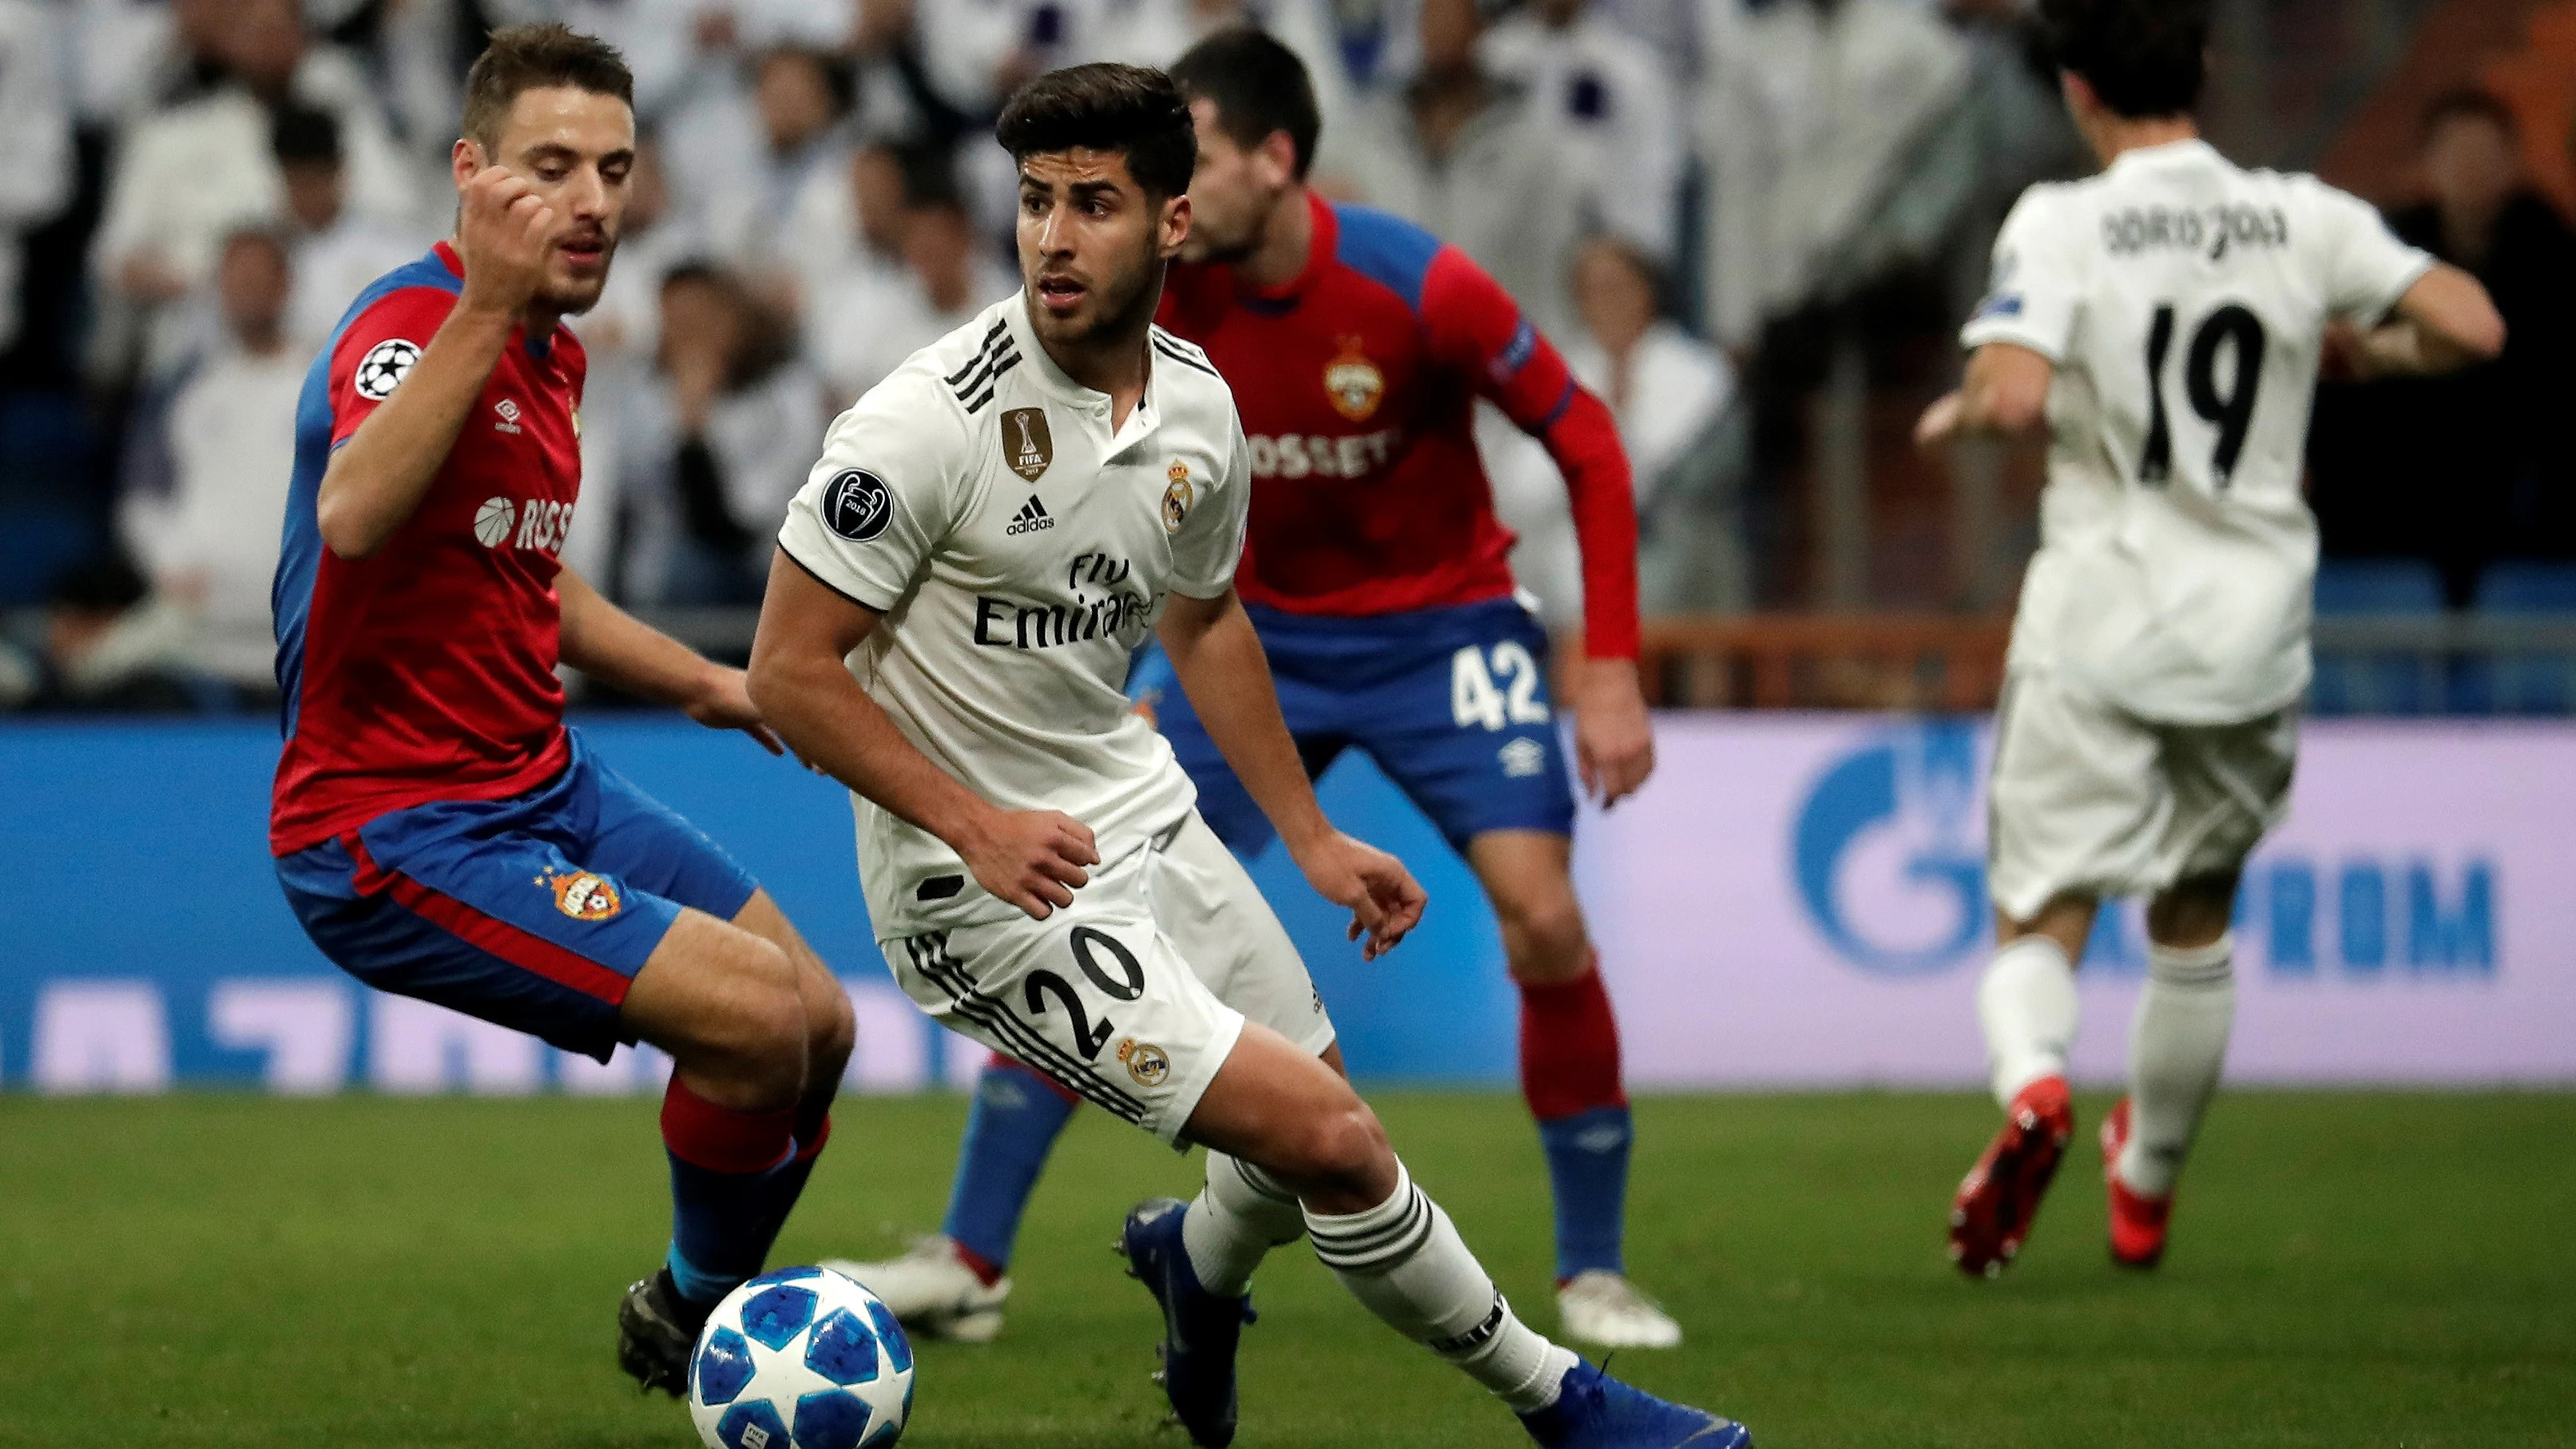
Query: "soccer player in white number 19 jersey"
1917 0 2503 1276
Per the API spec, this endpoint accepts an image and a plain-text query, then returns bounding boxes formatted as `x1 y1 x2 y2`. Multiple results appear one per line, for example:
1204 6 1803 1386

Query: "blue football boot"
1519 1359 1752 1449
1119 1196 1254 1447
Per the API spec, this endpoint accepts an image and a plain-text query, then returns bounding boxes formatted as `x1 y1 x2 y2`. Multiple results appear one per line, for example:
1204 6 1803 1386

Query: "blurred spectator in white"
1342 0 1585 337
703 45 857 298
1589 0 1699 81
811 188 1017 405
275 107 434 353
915 0 1092 117
1086 2 1360 172
129 229 302 693
618 264 826 604
1481 0 1681 263
1693 0 1970 351
0 0 74 357
25 554 201 713
1482 236 1735 632
777 138 935 343
654 0 857 219
91 0 423 376
69 0 227 127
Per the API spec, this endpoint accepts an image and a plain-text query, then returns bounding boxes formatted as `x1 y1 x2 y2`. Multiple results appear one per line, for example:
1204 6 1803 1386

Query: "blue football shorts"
274 727 760 1062
1150 597 1578 858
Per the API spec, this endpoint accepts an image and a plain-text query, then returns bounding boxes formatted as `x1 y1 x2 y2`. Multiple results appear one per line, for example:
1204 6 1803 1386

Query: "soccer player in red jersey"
837 30 1680 1352
265 26 853 1395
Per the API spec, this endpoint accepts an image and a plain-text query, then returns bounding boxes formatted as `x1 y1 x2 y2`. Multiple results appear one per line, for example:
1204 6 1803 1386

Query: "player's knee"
2148 871 2239 947
1281 1101 1393 1198
1496 890 1590 983
807 971 856 1072
708 939 809 1093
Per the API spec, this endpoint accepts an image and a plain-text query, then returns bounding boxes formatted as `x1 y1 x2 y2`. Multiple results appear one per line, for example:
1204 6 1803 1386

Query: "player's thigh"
1463 828 1590 978
1149 811 1336 1055
1355 605 1577 853
2153 709 2297 895
1183 1019 1395 1211
619 905 804 1065
276 823 689 1065
883 875 1245 1145
1986 673 2172 925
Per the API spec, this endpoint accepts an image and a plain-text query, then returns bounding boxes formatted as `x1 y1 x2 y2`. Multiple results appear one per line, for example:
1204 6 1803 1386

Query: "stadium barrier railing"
624 609 2576 716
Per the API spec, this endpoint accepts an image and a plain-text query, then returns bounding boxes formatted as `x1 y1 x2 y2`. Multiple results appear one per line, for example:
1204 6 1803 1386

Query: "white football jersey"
778 294 1252 939
1965 138 2431 724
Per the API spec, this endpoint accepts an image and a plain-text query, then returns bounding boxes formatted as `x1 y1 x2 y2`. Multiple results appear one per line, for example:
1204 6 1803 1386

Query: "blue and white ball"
689 1266 915 1449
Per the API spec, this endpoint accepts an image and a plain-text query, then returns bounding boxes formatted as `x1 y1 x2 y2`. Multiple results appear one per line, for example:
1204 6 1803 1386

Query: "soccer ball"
689 1266 915 1449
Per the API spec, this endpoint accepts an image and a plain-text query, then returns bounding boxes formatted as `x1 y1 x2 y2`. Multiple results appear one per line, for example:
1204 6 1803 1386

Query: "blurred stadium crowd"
1 0 2572 714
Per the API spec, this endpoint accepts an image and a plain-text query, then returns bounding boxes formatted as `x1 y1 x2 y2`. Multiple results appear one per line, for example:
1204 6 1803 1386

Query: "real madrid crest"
1162 462 1193 534
1323 335 1384 422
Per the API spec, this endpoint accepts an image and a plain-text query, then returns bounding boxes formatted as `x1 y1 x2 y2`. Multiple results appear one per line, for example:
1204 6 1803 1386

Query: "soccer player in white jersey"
746 64 1745 1449
1917 0 2503 1277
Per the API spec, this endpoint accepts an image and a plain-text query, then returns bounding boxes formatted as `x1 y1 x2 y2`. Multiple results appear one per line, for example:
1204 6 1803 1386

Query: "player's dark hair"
1169 27 1322 181
460 23 633 152
271 105 342 167
2419 85 2519 142
995 63 1196 200
2040 0 2209 120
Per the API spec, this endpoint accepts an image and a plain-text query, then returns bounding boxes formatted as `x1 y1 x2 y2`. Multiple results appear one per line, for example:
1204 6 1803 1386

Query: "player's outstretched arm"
2329 264 2506 380
746 551 1101 920
555 566 781 754
1916 342 2054 450
1157 589 1425 959
316 165 563 559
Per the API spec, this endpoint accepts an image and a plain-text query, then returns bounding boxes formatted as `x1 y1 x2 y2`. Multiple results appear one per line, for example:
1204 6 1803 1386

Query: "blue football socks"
940 1059 1080 1274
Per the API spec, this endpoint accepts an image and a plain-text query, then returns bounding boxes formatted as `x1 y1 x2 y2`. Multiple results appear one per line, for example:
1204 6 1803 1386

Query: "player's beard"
541 232 619 316
1050 234 1163 351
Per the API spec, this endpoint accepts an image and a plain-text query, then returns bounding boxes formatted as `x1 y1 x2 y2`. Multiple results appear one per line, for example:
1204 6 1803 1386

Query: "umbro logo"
1005 495 1054 535
494 397 522 435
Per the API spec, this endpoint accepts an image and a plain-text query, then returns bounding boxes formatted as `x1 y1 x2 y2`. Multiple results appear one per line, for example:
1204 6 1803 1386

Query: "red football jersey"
270 243 588 855
1157 194 1640 658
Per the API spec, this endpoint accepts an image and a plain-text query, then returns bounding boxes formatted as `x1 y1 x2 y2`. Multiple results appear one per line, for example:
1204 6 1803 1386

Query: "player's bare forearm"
749 552 1097 915
1918 342 2054 449
560 567 783 753
315 303 514 558
2364 264 2506 377
1155 590 1330 853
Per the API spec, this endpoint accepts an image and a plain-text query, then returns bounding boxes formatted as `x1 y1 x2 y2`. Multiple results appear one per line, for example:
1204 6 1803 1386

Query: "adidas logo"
1005 495 1055 535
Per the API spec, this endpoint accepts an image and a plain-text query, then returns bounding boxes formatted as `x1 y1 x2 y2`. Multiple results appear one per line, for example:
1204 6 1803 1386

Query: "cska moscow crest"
1323 336 1384 421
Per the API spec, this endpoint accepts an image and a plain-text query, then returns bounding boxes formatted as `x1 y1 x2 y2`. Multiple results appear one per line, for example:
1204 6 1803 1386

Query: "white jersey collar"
1000 290 1165 455
2105 136 2222 177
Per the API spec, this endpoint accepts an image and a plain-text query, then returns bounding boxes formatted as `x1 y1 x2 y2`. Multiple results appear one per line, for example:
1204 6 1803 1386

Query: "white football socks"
1979 934 2079 1107
1181 1151 1307 1296
1304 1164 1578 1414
2120 935 2236 1197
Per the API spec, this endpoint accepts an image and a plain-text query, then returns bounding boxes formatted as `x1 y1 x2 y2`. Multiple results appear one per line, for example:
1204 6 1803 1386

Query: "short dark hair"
2420 85 2518 142
271 105 341 167
2041 0 2210 120
1170 27 1322 180
995 63 1196 199
460 23 633 152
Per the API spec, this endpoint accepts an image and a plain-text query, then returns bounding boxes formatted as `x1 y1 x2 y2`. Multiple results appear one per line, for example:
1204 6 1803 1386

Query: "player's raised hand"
1292 831 1427 961
965 810 1101 920
455 161 562 317
1574 657 1656 809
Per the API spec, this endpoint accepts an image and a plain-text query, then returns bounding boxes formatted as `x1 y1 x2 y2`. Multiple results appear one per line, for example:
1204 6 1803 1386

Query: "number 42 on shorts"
1451 642 1551 732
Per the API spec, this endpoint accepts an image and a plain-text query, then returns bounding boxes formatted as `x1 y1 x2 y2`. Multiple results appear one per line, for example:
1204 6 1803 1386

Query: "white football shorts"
1986 670 2297 923
883 810 1334 1144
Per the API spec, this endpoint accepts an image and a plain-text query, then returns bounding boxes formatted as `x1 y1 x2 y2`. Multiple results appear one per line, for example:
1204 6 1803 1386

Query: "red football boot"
1949 1075 2074 1278
2100 1097 2173 1268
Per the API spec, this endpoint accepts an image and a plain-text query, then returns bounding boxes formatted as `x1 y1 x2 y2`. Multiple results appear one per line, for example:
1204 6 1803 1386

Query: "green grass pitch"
2 1090 2568 1447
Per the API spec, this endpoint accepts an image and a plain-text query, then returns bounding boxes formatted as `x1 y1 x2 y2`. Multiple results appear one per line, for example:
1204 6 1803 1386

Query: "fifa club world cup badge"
1324 335 1384 421
538 868 623 921
1002 407 1053 482
1117 1038 1172 1088
1162 462 1193 534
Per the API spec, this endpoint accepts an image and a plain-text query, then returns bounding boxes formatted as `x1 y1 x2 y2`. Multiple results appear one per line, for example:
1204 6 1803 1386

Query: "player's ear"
1260 129 1298 188
1161 192 1192 260
452 137 489 190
